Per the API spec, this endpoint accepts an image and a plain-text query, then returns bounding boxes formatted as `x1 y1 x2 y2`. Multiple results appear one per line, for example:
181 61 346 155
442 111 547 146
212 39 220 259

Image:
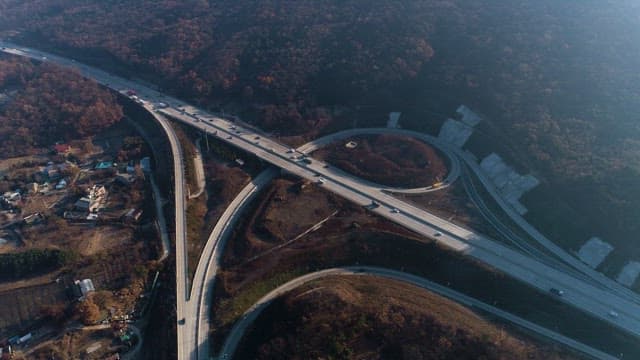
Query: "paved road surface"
297 127 461 193
188 168 278 360
219 266 618 360
458 149 640 304
302 126 640 304
140 105 191 360
2 43 639 359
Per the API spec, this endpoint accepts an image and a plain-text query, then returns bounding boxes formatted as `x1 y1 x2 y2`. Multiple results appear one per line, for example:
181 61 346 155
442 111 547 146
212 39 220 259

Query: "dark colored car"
550 288 564 296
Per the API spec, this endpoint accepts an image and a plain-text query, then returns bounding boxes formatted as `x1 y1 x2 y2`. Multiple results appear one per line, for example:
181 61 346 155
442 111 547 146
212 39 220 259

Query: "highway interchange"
1 42 638 359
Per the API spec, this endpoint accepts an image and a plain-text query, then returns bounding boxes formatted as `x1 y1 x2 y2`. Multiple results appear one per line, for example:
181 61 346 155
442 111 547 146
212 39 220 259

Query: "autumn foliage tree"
0 57 123 157
75 297 101 325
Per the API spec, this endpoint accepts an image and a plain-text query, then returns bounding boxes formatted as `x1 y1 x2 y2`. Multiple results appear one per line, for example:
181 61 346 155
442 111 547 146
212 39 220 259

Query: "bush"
0 249 74 281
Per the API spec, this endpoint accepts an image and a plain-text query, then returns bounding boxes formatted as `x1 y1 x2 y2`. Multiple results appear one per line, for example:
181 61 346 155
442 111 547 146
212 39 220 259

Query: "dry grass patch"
237 275 579 360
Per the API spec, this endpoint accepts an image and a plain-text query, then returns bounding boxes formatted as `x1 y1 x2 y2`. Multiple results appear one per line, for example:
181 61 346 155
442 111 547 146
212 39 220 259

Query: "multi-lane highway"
296 127 461 194
140 104 191 360
2 42 640 359
189 168 278 359
301 128 605 294
219 266 618 360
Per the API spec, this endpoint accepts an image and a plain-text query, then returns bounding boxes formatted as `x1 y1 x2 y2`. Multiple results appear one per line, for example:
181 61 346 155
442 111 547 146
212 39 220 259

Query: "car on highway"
434 231 443 237
254 136 261 140
391 208 400 213
550 288 564 296
226 136 232 140
317 177 326 184
178 318 185 325
608 310 619 318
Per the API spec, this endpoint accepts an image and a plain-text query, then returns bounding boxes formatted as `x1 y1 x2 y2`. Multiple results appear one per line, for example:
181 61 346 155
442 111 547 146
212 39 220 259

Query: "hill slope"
1 0 640 271
235 276 579 359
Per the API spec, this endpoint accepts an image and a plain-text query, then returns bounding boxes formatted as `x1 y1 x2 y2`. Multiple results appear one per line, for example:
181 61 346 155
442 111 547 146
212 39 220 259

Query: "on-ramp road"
219 266 617 360
2 42 640 359
188 168 278 360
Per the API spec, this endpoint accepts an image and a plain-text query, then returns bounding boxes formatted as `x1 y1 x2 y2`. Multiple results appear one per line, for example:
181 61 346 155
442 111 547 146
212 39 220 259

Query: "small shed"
75 279 96 297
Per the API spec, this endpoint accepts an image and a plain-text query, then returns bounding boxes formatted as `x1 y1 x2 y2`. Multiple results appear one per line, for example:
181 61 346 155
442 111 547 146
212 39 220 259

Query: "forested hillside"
0 57 123 156
1 0 639 258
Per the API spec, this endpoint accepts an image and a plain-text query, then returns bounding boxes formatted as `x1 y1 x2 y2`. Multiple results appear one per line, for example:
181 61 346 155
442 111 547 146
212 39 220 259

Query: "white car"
608 310 619 318
434 231 443 237
391 208 400 214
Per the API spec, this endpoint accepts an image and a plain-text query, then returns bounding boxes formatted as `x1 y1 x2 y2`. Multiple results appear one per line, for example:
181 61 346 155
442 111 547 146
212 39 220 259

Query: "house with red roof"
53 143 72 155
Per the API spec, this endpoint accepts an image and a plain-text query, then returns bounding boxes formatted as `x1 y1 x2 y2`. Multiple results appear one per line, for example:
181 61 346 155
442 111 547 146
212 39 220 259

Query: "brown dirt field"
20 220 133 254
21 328 123 360
0 281 67 337
0 239 153 337
0 229 21 254
78 225 135 256
186 151 251 285
210 174 640 357
236 276 579 360
0 154 49 176
221 176 419 271
314 134 449 188
20 192 67 215
0 272 57 293
259 178 341 242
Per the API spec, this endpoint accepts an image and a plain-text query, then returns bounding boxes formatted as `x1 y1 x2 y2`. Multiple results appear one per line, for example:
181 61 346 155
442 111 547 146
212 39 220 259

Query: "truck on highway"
16 333 32 345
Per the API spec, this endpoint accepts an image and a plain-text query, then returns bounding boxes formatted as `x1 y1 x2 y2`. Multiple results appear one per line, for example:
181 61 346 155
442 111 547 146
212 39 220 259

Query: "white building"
75 279 96 297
